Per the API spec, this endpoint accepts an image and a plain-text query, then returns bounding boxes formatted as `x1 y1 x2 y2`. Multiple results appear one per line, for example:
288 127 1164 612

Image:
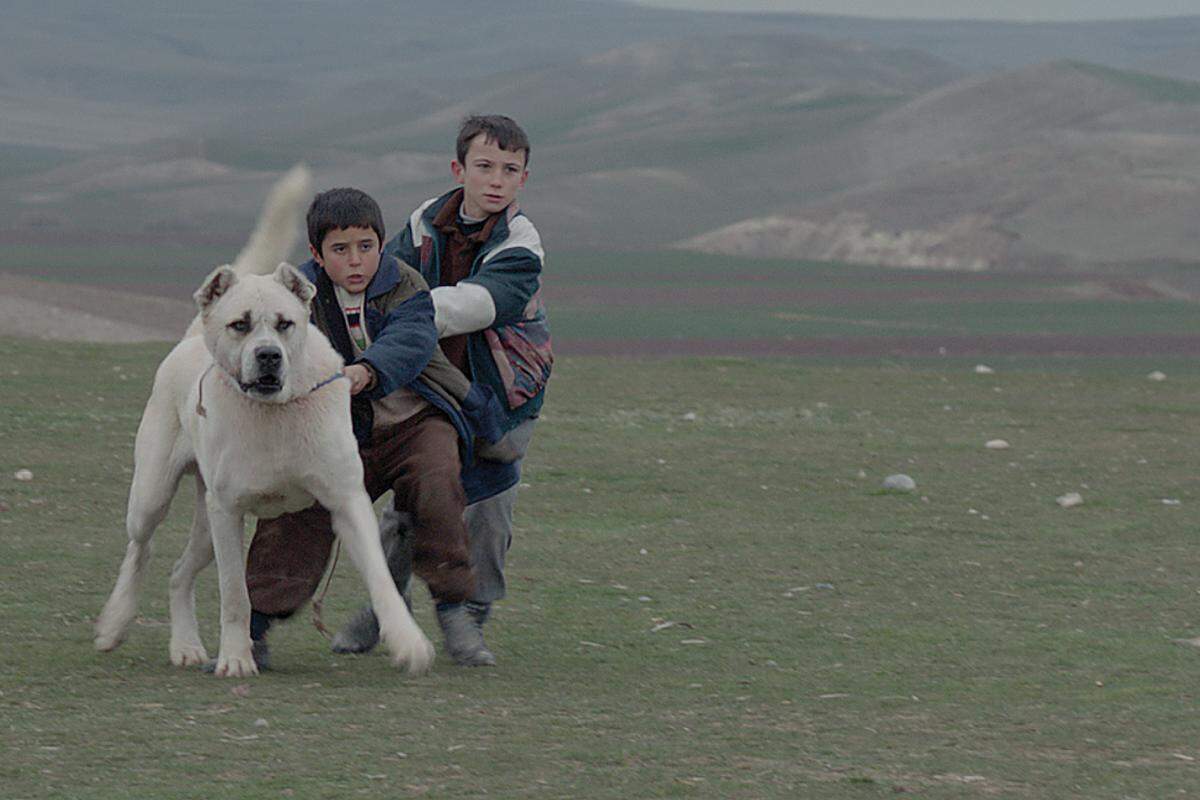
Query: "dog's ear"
273 262 316 306
194 265 238 313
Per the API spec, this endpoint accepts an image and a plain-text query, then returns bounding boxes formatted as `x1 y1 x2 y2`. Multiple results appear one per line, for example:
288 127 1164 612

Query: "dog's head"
194 263 317 403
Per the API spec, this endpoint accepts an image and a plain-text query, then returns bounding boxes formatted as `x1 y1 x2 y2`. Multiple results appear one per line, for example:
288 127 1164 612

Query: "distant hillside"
5 2 1200 279
0 29 963 255
677 62 1200 270
780 14 1200 83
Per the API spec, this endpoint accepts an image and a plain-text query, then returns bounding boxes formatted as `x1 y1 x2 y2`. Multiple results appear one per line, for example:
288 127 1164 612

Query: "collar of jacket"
299 254 404 303
420 188 522 261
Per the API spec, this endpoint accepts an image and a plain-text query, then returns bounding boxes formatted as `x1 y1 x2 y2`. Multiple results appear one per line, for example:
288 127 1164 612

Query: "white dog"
94 166 434 677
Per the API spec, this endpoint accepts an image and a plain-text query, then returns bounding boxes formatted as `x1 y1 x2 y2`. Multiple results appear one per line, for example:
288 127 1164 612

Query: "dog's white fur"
94 166 434 677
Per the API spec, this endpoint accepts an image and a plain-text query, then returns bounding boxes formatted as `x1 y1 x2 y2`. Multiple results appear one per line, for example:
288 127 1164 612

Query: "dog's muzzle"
241 346 284 396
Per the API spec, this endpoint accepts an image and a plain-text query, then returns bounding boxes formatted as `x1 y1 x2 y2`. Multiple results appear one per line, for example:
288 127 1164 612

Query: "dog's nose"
255 347 282 370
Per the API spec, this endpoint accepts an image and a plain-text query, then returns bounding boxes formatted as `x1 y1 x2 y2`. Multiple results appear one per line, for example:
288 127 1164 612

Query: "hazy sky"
633 0 1200 21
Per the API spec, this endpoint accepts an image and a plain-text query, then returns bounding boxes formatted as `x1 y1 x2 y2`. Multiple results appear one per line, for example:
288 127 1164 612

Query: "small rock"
253 718 269 728
681 412 698 421
974 364 995 374
1147 370 1167 382
13 470 33 482
1162 498 1182 506
882 474 916 492
815 583 835 590
856 469 867 479
1056 492 1084 509
985 439 1010 450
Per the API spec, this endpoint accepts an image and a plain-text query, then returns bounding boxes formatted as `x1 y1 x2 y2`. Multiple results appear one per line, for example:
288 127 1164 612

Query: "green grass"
552 298 1200 340
3 338 1200 797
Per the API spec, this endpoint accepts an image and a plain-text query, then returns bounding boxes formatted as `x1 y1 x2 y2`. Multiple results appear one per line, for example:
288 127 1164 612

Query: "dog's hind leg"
169 474 214 666
330 492 434 675
207 500 257 677
95 403 187 652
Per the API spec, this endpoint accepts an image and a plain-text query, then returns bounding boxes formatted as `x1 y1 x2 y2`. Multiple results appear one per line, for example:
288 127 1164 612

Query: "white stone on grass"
883 474 916 492
985 439 1010 450
1147 371 1167 382
974 364 995 374
1056 492 1084 509
13 469 33 482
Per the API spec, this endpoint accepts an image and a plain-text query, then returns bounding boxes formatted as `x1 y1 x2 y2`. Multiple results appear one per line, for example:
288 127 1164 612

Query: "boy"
332 115 551 666
240 187 514 669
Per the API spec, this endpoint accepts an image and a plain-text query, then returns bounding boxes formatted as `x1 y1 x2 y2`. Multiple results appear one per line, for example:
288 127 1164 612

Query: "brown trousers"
245 409 473 615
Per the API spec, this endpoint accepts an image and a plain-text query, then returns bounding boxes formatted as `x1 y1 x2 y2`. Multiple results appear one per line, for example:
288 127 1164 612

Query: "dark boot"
330 510 413 654
436 602 495 667
202 610 273 673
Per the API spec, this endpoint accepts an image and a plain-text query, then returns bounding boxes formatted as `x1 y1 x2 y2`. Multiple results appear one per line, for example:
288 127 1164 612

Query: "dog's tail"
230 164 313 277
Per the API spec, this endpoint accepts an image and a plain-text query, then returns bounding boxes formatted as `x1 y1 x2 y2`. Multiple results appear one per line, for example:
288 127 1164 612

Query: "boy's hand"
344 364 375 395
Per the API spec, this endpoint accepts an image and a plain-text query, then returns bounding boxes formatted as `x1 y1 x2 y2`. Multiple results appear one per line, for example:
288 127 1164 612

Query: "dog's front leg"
169 474 214 666
206 499 257 677
331 493 434 675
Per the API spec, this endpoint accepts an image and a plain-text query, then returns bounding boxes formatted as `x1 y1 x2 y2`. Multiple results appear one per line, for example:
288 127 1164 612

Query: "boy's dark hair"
456 115 531 167
306 187 385 252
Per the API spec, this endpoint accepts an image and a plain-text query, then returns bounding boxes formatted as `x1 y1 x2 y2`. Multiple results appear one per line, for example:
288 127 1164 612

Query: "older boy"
332 115 551 666
241 187 512 668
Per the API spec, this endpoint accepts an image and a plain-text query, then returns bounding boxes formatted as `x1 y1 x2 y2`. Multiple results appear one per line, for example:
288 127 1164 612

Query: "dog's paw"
387 631 435 675
212 651 259 678
170 640 209 667
93 624 127 652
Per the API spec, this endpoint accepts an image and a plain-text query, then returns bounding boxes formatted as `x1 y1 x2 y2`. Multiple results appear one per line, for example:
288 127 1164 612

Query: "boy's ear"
308 242 323 266
274 262 316 306
450 159 465 185
194 265 237 313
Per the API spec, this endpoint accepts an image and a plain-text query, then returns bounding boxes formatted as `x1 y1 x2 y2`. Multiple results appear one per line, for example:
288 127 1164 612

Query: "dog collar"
196 368 347 418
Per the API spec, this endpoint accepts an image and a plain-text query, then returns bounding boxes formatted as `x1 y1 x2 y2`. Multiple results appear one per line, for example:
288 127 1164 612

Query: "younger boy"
241 187 513 668
332 115 551 666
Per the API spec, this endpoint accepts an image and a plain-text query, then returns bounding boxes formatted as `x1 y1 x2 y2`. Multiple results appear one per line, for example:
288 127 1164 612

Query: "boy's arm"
434 213 544 336
450 246 541 329
429 281 496 337
357 289 438 399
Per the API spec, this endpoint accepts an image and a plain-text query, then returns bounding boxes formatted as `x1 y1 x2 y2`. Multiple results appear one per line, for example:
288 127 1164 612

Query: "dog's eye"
228 319 250 334
276 319 294 332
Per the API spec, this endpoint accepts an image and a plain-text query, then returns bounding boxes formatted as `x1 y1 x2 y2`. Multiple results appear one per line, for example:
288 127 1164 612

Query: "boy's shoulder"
372 254 430 299
482 206 543 263
407 190 457 232
298 258 321 282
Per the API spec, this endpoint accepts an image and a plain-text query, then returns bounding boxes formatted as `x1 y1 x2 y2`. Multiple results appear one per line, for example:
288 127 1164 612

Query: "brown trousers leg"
363 412 473 603
245 409 473 616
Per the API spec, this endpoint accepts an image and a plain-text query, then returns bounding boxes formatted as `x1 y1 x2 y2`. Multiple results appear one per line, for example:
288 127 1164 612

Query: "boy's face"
311 226 381 293
451 134 528 219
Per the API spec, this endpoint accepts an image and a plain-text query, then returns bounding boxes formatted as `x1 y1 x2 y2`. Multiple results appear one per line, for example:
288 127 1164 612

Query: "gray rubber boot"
436 602 495 667
331 508 413 654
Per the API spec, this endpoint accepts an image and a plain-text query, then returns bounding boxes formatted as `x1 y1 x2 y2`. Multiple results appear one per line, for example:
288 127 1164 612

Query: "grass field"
5 249 1200 357
2 335 1199 798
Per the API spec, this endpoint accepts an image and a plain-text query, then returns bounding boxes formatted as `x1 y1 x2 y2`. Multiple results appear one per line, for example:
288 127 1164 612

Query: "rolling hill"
678 61 1200 270
4 1 1200 282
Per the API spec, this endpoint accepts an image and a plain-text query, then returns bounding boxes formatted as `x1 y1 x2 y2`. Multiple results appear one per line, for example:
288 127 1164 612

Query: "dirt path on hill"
0 273 192 342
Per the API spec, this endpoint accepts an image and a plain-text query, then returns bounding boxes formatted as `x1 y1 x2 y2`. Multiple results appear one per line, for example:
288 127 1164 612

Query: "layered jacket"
384 189 552 433
300 256 516 502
